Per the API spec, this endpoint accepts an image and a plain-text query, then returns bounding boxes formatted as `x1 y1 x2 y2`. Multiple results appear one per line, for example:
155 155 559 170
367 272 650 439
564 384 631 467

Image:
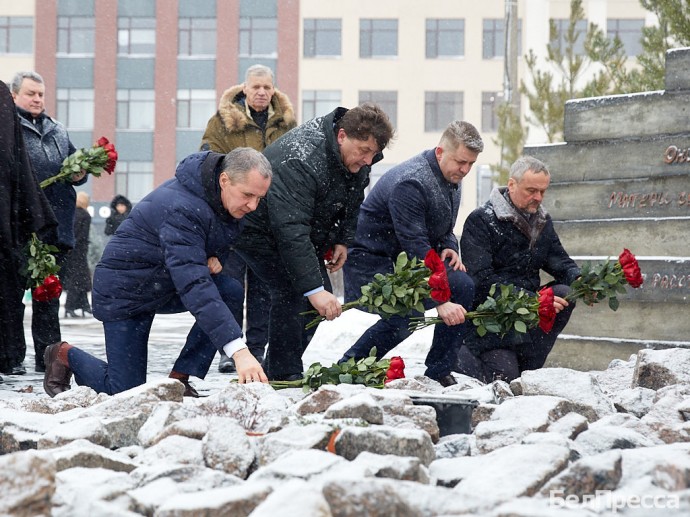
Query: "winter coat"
16 107 85 250
345 149 461 299
62 207 92 293
0 80 57 371
104 194 132 236
92 151 244 350
200 85 296 153
236 107 382 294
460 186 580 307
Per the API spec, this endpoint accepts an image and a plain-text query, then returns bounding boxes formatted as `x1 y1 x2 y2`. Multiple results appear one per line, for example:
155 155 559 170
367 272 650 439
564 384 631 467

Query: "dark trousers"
32 250 67 369
340 255 475 381
223 250 270 360
65 290 91 313
70 273 243 395
236 248 328 379
455 284 576 382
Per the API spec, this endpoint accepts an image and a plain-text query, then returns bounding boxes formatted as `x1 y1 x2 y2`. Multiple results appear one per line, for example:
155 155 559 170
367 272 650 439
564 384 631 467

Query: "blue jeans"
69 273 244 395
340 254 475 380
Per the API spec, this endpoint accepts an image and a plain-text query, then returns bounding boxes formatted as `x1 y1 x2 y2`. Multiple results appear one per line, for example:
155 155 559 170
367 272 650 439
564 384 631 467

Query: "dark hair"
336 102 395 151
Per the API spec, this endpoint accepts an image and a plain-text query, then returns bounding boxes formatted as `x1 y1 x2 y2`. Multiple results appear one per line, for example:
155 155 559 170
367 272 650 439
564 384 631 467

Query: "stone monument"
524 47 690 370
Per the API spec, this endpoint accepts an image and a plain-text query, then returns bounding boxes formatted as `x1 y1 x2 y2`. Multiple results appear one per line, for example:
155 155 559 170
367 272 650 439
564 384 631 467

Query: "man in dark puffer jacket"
42 149 272 397
458 155 581 382
235 103 394 381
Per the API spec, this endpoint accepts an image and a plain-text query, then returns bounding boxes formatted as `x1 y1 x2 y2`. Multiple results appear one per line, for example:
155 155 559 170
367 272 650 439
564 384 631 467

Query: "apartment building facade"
1 0 651 223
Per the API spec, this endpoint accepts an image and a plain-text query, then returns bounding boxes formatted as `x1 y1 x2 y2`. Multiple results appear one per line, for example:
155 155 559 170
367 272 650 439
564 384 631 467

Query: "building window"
607 19 644 56
178 17 216 56
483 19 522 59
359 91 398 129
57 16 95 55
481 92 502 133
426 19 464 58
117 90 155 130
302 90 340 122
116 161 154 203
303 18 341 58
360 19 398 58
118 17 156 55
550 19 587 55
239 17 277 57
0 16 33 54
476 164 496 205
177 89 216 129
425 92 463 132
57 88 94 129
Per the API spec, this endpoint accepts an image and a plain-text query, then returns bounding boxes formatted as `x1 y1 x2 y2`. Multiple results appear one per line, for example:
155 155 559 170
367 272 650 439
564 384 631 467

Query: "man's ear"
336 128 347 145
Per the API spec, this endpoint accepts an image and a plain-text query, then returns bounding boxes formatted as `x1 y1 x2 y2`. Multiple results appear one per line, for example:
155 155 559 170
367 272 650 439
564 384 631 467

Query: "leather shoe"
435 374 458 387
270 373 303 382
218 352 236 373
43 342 72 397
180 379 199 398
2 364 27 375
64 310 79 318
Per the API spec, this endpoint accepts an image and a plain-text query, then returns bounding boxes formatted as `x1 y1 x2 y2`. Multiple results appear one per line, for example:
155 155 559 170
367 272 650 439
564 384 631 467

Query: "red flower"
538 286 556 333
323 248 334 263
618 249 643 288
385 356 405 384
33 274 62 302
96 136 109 147
424 249 451 303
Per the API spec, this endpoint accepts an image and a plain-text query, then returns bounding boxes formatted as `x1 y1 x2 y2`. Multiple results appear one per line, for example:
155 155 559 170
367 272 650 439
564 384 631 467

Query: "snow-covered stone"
613 386 656 417
38 416 111 449
201 417 255 477
351 451 430 483
323 391 384 424
249 479 332 517
153 482 272 516
632 348 690 390
573 425 658 457
547 411 589 439
140 435 204 467
434 433 473 459
0 450 55 517
540 450 623 496
49 438 138 472
333 425 435 466
250 449 345 482
136 401 208 447
256 424 333 466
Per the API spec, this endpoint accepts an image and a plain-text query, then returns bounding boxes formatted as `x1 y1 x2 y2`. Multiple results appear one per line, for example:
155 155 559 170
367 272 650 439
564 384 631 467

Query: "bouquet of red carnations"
40 136 118 189
23 233 62 302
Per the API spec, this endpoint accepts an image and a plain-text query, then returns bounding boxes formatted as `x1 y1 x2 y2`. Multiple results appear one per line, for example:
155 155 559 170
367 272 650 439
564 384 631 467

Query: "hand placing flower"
40 136 118 189
23 233 62 302
567 248 644 310
302 252 432 330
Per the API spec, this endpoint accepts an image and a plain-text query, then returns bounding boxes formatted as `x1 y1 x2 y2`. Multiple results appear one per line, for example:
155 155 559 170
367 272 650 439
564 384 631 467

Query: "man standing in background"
199 64 296 373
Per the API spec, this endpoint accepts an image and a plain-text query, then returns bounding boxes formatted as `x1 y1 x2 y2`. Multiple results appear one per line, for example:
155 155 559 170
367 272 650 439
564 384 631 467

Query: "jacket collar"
217 84 296 133
490 186 548 248
201 152 235 224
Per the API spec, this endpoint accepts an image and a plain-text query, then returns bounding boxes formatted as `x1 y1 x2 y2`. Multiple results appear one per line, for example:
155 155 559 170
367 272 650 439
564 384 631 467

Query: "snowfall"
1 304 690 516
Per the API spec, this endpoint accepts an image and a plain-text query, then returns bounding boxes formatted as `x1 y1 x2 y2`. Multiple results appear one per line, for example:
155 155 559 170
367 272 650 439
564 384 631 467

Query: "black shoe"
35 364 46 373
218 353 236 373
64 310 78 318
3 364 26 375
82 308 92 317
435 374 458 387
181 379 199 398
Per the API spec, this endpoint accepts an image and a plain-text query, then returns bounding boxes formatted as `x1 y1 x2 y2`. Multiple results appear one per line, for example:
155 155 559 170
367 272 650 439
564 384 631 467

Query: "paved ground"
0 301 431 398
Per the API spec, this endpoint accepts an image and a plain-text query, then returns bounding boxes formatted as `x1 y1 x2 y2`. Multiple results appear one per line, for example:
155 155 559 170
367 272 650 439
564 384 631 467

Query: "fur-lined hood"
217 85 296 133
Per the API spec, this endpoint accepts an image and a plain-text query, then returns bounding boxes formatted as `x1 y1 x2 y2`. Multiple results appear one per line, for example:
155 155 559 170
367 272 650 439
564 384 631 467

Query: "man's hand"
440 248 466 271
553 295 569 313
71 170 87 182
326 244 347 273
308 290 342 320
207 256 222 275
234 348 268 383
436 301 467 326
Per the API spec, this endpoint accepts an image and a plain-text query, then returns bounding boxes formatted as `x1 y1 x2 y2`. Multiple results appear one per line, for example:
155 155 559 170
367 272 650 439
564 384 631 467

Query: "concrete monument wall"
524 47 690 370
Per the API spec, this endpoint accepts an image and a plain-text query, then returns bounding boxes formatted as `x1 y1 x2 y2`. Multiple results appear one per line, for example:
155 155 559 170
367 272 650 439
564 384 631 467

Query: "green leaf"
395 252 408 270
514 320 527 333
608 297 619 311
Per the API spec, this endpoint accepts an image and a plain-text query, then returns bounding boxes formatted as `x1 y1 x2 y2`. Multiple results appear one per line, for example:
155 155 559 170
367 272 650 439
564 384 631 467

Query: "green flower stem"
301 300 364 330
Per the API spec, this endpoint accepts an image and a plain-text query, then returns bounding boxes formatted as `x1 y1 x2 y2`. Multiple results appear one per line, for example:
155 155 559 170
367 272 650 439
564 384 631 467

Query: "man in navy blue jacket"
42 148 272 396
339 121 484 386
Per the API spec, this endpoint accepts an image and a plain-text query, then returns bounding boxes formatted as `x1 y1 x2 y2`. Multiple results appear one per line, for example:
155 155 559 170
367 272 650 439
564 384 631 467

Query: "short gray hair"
244 64 274 84
222 147 272 183
11 71 44 94
510 156 550 182
439 120 484 154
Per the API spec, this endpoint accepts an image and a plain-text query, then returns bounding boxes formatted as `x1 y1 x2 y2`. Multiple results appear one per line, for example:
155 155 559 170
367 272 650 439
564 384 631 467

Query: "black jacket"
237 107 382 294
461 187 580 307
104 194 132 236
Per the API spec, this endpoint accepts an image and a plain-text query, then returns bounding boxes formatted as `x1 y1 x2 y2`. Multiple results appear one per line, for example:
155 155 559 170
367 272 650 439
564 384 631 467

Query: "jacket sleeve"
159 209 243 349
460 210 503 294
541 220 581 286
200 114 231 154
267 158 324 294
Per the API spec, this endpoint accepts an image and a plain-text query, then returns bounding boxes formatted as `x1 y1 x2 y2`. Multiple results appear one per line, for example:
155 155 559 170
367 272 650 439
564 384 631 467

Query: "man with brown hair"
235 103 395 381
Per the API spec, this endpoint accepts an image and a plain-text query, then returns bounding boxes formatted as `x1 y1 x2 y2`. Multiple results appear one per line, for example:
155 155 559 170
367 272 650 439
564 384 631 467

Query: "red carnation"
96 136 109 147
618 248 643 288
537 286 556 333
385 356 405 384
424 249 451 303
